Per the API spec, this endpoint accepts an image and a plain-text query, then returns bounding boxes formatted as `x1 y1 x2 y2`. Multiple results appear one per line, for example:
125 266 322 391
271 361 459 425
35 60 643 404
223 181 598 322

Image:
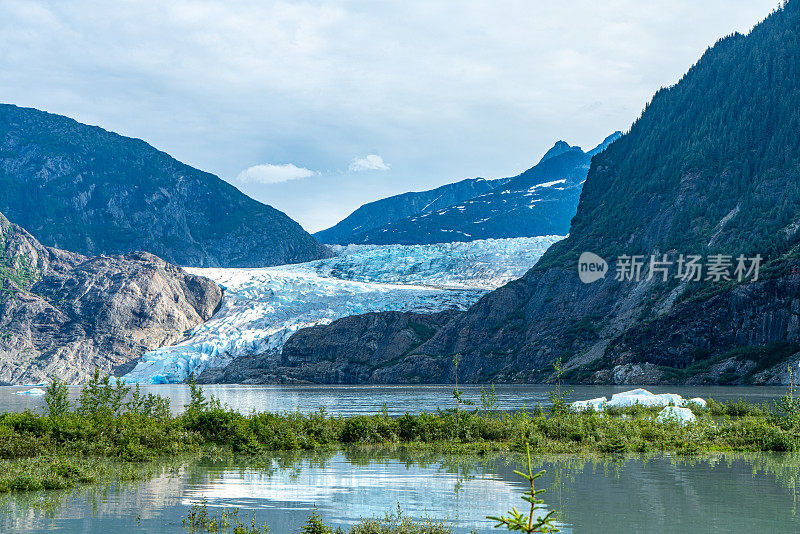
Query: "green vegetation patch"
0 232 39 295
3 373 800 496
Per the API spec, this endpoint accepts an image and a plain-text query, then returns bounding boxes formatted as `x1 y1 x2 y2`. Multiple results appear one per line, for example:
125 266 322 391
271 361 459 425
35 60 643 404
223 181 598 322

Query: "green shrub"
44 378 70 419
340 415 398 444
301 510 335 534
77 370 129 418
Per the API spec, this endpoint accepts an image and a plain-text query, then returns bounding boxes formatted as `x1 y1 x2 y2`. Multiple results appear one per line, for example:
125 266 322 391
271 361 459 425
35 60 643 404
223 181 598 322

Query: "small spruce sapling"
488 443 560 533
547 357 572 416
774 364 800 429
481 383 500 415
452 354 475 412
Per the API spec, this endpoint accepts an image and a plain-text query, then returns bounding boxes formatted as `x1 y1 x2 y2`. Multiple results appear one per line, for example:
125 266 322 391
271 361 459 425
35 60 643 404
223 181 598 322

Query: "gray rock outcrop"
0 212 222 384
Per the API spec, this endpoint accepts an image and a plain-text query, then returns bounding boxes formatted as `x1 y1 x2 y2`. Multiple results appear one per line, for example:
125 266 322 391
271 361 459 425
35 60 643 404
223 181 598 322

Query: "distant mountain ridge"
316 132 621 245
0 104 331 267
314 177 505 245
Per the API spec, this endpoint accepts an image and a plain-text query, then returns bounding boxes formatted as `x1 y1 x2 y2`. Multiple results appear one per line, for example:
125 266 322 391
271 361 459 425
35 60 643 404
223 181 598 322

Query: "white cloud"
0 0 779 229
236 163 314 184
349 154 390 172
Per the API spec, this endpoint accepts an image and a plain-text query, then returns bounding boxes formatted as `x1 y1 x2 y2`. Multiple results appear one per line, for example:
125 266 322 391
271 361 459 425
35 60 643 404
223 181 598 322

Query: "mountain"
279 2 800 385
314 177 503 245
316 132 621 246
0 104 330 267
0 212 222 384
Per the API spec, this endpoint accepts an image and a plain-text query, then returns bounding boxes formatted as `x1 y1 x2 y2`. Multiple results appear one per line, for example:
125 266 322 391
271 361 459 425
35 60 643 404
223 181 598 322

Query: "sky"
0 0 781 232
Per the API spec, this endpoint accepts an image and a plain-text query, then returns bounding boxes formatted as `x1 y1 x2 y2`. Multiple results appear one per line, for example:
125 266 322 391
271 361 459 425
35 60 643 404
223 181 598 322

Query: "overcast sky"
0 1 779 232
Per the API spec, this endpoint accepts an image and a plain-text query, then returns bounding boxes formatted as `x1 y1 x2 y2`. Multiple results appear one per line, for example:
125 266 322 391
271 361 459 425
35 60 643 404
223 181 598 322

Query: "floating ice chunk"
571 391 705 417
656 406 696 425
571 396 607 412
683 397 707 408
656 393 684 406
15 388 45 396
605 389 685 409
607 389 661 408
615 388 652 397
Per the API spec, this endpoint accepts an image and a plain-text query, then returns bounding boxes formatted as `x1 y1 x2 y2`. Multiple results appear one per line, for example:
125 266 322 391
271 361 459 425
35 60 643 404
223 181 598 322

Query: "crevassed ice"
123 236 565 384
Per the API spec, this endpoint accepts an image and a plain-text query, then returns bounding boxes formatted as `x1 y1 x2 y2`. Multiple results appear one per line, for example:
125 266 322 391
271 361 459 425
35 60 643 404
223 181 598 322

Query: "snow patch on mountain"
123 236 564 384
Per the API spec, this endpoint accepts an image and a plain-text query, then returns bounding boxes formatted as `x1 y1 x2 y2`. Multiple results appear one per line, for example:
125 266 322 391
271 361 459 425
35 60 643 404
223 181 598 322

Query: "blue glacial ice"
123 236 564 384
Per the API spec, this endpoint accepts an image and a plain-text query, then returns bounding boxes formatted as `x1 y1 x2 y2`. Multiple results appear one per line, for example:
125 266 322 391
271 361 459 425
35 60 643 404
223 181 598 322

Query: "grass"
294 504 455 534
181 501 458 533
183 499 271 533
2 373 800 496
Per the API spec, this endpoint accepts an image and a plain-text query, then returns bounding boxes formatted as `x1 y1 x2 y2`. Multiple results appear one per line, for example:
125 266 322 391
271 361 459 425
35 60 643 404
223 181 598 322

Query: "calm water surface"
1 385 795 533
0 384 789 415
1 451 798 533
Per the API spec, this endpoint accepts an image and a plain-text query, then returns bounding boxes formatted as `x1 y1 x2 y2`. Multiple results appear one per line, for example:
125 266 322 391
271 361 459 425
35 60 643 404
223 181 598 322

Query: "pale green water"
1 451 799 533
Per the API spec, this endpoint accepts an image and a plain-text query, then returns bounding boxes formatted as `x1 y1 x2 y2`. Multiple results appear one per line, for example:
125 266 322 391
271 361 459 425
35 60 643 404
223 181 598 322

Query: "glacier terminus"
123 236 564 383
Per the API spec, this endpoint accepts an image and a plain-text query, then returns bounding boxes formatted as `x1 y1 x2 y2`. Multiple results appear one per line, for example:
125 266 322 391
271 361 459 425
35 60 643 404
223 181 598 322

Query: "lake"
0 383 789 416
1 450 798 533
1 384 795 533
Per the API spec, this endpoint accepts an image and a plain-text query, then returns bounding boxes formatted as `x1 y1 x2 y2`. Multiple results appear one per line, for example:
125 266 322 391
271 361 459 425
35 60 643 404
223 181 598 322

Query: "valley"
123 236 564 384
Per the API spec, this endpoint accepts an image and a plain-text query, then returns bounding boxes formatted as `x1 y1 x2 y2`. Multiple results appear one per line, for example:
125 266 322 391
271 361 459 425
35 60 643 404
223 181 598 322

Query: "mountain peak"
539 140 582 164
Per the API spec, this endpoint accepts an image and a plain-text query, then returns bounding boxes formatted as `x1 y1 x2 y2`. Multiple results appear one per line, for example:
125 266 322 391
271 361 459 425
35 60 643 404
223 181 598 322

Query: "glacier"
123 235 564 384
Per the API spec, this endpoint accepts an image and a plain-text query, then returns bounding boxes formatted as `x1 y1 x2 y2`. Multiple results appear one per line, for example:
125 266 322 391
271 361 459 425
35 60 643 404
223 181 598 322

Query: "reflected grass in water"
2 449 800 533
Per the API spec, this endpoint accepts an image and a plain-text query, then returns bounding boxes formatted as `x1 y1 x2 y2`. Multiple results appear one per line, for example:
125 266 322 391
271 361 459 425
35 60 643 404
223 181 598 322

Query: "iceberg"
656 406 697 425
571 389 707 419
124 236 564 384
15 388 46 396
606 389 684 409
570 396 607 412
685 397 707 408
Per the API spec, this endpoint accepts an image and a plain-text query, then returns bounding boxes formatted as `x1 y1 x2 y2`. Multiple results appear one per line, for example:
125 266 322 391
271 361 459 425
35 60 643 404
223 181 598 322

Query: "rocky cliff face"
0 104 330 267
200 310 458 384
598 262 800 385
0 213 222 384
275 2 800 385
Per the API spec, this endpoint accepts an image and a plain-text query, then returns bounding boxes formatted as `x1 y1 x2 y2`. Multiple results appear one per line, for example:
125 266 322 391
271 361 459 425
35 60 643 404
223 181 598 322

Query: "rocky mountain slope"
316 133 620 246
279 1 800 385
201 310 460 384
0 104 330 267
0 212 222 384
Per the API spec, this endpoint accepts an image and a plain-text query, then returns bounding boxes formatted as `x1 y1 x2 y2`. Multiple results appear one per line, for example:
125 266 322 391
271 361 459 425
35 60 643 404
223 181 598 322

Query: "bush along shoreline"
2 372 800 494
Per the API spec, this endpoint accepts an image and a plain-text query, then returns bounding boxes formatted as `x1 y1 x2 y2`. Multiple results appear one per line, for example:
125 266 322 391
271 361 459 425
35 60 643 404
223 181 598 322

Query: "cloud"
349 154 390 172
0 0 778 229
235 163 315 184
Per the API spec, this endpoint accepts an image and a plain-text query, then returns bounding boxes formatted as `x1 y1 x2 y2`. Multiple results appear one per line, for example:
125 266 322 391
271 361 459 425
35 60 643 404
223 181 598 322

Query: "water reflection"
1 450 799 533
